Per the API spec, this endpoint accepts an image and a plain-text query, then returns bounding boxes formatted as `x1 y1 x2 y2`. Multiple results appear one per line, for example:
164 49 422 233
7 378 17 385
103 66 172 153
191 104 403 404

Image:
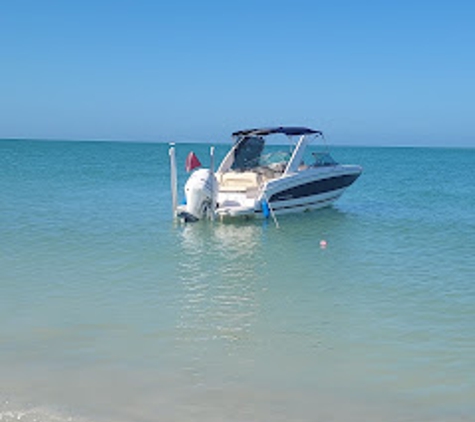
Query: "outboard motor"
183 169 218 221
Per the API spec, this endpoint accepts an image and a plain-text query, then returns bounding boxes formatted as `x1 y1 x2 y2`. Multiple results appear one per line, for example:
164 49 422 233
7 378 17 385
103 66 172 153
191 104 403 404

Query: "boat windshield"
230 136 291 172
311 152 338 167
227 132 335 173
260 151 292 166
230 136 265 171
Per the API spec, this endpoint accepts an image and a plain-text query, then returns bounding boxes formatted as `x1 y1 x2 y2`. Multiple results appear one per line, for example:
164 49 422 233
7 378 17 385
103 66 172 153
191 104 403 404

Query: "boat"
170 126 362 222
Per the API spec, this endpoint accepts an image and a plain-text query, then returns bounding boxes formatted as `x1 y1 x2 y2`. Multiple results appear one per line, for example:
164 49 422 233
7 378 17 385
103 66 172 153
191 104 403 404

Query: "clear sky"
1 0 474 146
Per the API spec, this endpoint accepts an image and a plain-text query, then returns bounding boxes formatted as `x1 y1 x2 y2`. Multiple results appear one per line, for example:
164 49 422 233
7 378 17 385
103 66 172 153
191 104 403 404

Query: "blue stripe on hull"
269 173 360 203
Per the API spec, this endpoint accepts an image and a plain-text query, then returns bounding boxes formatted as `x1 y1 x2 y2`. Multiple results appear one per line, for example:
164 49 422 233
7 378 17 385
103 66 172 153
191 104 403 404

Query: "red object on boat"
185 151 201 172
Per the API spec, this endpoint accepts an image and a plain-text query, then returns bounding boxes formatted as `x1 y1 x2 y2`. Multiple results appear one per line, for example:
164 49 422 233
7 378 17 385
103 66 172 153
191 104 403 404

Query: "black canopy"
232 126 322 137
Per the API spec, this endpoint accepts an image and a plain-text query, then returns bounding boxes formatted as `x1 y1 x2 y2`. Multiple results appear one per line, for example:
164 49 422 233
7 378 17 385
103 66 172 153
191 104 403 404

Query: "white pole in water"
169 143 178 218
209 146 216 221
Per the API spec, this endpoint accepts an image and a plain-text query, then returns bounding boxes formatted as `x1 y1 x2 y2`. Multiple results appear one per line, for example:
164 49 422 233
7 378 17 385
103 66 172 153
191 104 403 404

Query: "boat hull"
216 165 362 219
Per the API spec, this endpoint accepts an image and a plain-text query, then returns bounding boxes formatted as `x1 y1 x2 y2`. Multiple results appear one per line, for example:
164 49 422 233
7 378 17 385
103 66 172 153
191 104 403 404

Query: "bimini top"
232 126 322 138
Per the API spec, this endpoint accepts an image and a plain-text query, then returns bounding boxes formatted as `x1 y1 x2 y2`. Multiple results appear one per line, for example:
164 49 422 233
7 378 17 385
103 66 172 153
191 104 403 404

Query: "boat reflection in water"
175 223 267 384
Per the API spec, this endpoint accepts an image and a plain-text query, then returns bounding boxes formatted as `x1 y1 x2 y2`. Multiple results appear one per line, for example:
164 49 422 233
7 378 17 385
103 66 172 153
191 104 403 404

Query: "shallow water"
1 140 474 421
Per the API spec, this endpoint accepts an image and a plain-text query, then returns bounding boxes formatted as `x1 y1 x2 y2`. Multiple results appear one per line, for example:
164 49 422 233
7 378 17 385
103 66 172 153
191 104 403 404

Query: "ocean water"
0 139 474 422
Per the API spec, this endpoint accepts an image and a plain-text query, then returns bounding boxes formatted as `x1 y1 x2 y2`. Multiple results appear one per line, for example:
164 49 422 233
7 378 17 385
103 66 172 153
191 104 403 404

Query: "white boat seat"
218 171 261 192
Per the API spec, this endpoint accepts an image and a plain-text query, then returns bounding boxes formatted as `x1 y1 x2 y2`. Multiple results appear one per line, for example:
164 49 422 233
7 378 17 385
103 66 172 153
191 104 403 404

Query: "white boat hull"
216 165 361 219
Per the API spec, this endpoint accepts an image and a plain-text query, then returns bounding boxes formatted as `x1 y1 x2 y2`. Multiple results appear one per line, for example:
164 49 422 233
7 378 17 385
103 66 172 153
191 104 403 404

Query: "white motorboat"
170 127 362 222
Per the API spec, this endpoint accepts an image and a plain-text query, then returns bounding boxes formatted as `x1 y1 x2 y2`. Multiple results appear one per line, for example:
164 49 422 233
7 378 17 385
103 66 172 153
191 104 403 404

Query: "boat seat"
218 171 261 192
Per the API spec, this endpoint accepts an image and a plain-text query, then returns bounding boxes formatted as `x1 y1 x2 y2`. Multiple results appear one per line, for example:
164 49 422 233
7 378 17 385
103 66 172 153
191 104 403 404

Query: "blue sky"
1 0 474 146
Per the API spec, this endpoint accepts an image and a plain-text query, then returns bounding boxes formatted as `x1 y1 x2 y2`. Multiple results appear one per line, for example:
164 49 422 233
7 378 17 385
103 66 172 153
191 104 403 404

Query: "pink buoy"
320 240 327 249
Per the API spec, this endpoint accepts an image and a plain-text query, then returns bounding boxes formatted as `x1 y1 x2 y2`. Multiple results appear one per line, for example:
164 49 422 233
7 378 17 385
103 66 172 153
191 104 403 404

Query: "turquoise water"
1 139 474 421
